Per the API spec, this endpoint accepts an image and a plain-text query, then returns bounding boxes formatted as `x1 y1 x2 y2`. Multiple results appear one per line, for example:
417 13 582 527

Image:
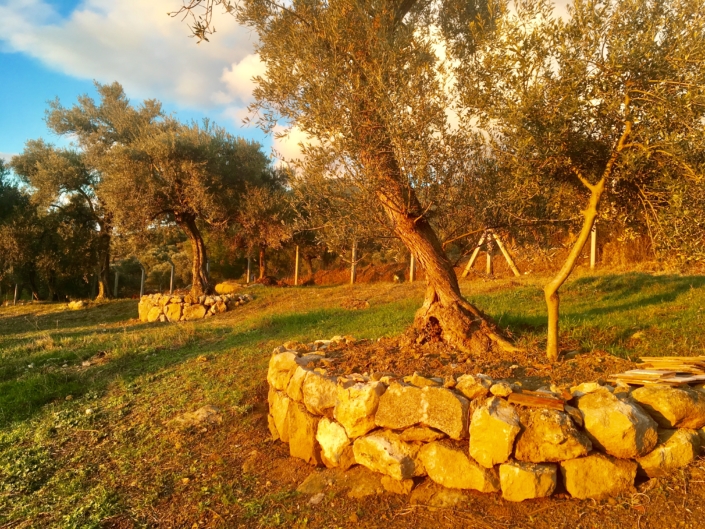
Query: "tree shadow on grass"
563 273 705 319
0 301 416 428
0 300 139 337
470 273 705 341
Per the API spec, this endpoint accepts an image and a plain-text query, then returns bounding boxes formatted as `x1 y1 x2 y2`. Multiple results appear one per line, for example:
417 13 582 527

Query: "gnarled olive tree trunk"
175 211 211 297
368 146 517 355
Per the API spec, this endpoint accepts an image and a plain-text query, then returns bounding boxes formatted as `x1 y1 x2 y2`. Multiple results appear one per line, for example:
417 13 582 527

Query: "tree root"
408 297 522 356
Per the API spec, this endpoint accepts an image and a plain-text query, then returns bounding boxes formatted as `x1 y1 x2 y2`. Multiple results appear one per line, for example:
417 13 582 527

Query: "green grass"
0 272 703 527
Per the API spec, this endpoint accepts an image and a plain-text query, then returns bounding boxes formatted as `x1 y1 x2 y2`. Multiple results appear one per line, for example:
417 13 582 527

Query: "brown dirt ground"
102 341 704 529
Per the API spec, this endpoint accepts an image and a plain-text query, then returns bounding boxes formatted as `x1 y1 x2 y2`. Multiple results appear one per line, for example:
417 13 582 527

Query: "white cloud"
0 152 17 163
0 0 262 119
271 125 312 163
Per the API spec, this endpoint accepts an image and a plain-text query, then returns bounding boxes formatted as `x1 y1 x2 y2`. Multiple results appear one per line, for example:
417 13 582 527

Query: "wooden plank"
508 393 565 411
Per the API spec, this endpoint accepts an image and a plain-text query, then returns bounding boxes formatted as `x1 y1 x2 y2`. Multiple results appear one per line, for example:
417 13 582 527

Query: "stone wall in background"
267 339 705 502
138 292 252 323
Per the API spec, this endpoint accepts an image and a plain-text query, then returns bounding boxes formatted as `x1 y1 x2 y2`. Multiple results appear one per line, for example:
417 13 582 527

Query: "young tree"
457 0 705 359
175 0 517 354
232 170 293 279
11 141 114 299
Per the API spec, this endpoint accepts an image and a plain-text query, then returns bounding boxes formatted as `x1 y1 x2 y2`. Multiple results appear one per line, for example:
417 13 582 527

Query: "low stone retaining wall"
267 339 705 502
138 293 251 323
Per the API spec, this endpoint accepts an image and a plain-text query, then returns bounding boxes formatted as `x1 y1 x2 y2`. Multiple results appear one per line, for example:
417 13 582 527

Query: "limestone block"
490 382 513 397
499 461 557 502
288 401 322 465
334 381 386 438
286 366 310 402
165 303 182 323
455 374 492 400
575 390 658 458
469 397 521 468
420 386 470 440
418 441 500 493
399 426 446 443
316 418 351 468
515 409 592 463
267 352 299 391
268 387 291 443
571 382 613 398
636 428 701 478
138 300 153 322
375 382 424 430
267 414 279 441
375 383 468 440
147 306 162 323
302 371 338 415
381 475 414 495
631 386 705 429
183 304 207 321
352 430 422 480
560 453 637 499
404 372 442 387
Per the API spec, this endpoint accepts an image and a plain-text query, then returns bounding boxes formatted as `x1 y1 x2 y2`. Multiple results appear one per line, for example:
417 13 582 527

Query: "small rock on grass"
169 405 222 430
309 492 325 505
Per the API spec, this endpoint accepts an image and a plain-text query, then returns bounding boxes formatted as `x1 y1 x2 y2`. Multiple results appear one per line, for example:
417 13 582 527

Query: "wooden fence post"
294 245 300 286
169 262 175 295
409 255 415 283
461 231 487 278
14 284 18 306
246 257 251 284
486 238 493 276
113 271 119 298
492 231 521 277
590 223 597 269
140 266 146 297
350 240 357 285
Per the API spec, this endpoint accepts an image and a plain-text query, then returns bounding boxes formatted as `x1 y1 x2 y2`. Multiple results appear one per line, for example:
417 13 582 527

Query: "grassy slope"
0 271 703 527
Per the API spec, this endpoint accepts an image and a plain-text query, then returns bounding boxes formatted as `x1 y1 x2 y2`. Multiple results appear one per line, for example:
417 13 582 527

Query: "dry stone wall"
267 338 705 501
138 292 251 323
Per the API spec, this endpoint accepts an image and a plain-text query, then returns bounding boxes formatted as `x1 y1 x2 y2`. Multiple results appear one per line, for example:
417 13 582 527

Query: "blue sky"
0 0 299 163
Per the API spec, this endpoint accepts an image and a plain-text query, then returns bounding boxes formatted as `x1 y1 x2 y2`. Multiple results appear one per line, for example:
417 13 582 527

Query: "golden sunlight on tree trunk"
175 212 211 297
543 177 604 361
544 121 631 360
369 144 517 355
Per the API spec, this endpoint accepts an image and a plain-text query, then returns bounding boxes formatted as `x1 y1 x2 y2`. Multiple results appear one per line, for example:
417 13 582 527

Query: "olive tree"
11 141 114 299
101 115 271 297
175 0 517 354
456 0 705 359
